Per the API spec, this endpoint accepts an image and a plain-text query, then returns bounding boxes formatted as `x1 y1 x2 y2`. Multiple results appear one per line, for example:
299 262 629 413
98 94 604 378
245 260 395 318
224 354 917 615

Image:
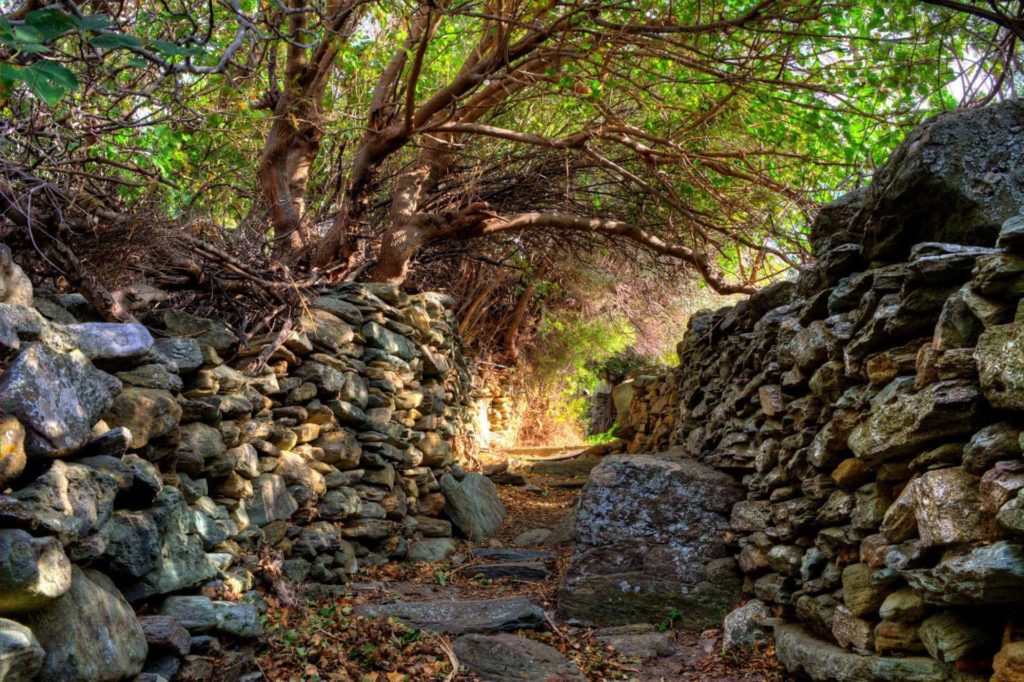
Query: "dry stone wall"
0 272 488 681
615 100 1024 681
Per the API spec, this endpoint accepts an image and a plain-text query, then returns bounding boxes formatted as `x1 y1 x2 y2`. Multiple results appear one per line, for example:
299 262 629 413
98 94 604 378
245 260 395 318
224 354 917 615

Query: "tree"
0 0 1020 315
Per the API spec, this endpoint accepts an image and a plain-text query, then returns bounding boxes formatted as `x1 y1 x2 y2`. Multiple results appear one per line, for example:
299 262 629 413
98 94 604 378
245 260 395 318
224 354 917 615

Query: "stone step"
469 548 557 562
354 597 545 635
454 633 585 682
774 624 954 681
465 562 549 581
527 456 601 478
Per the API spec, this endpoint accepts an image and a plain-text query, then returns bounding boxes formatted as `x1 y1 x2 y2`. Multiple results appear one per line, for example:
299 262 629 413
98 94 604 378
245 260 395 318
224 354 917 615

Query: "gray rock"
245 474 297 527
64 323 153 360
558 454 742 628
847 379 982 462
319 486 362 520
298 309 354 352
977 322 1024 412
964 423 1022 474
903 541 1024 605
0 529 72 615
470 563 549 582
0 618 43 682
115 363 183 392
440 472 505 541
26 567 147 682
159 596 216 631
152 337 204 372
860 99 1024 261
0 460 119 542
774 623 952 681
120 487 218 601
453 633 584 682
362 321 417 360
0 344 121 457
914 467 997 547
594 624 674 660
512 528 552 546
406 538 457 563
0 246 32 307
723 600 771 649
213 601 260 638
919 611 1000 663
355 597 544 635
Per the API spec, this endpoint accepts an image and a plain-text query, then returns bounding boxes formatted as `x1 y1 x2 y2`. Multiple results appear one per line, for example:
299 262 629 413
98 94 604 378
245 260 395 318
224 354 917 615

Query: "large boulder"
0 618 43 682
557 454 743 628
440 472 505 541
25 567 147 681
847 379 982 462
119 487 218 602
0 344 121 457
0 529 72 614
860 100 1024 261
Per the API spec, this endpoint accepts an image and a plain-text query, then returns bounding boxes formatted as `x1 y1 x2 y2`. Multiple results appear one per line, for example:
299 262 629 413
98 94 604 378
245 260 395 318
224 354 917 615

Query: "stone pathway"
339 450 792 681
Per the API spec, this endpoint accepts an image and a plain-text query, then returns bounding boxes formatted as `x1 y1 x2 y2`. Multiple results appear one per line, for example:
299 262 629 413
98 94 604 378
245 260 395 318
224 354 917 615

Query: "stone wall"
0 274 486 681
614 100 1024 680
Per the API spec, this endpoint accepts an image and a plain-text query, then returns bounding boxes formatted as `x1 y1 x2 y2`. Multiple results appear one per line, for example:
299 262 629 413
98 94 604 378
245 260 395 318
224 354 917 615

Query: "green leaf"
18 60 79 104
89 32 142 50
23 8 75 41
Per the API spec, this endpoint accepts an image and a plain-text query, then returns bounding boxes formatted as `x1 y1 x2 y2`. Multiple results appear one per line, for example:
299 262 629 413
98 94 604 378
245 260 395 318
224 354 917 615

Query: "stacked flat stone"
613 100 1024 681
0 276 484 681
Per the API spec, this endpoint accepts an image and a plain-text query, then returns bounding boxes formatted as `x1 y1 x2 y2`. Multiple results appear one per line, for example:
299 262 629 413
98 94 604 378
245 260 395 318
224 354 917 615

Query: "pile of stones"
0 262 493 681
608 100 1024 680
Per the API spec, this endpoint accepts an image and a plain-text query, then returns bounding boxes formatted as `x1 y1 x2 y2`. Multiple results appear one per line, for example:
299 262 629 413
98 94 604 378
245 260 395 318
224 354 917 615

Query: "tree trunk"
258 91 322 256
503 261 548 362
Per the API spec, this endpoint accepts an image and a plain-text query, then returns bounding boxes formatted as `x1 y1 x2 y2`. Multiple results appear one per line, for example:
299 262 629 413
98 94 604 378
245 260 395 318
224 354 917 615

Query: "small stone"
104 388 182 449
832 604 875 652
723 600 771 649
137 615 190 657
440 473 505 542
64 323 153 361
0 417 26 488
874 620 924 655
878 589 925 622
406 538 457 563
919 610 1000 663
842 563 889 617
832 458 873 491
0 617 44 682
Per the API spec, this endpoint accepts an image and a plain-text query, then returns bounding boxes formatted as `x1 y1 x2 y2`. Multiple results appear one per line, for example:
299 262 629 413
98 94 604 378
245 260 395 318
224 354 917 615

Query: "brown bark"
257 0 363 257
503 261 548 362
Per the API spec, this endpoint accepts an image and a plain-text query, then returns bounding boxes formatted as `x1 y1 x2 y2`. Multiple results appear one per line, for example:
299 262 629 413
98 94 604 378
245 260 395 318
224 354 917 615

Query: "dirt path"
255 459 790 681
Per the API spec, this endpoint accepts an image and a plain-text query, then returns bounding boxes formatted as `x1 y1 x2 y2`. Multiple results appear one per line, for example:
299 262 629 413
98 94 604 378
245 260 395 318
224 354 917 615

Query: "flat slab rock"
774 624 953 681
470 548 557 562
469 562 549 581
453 633 584 682
355 597 544 635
